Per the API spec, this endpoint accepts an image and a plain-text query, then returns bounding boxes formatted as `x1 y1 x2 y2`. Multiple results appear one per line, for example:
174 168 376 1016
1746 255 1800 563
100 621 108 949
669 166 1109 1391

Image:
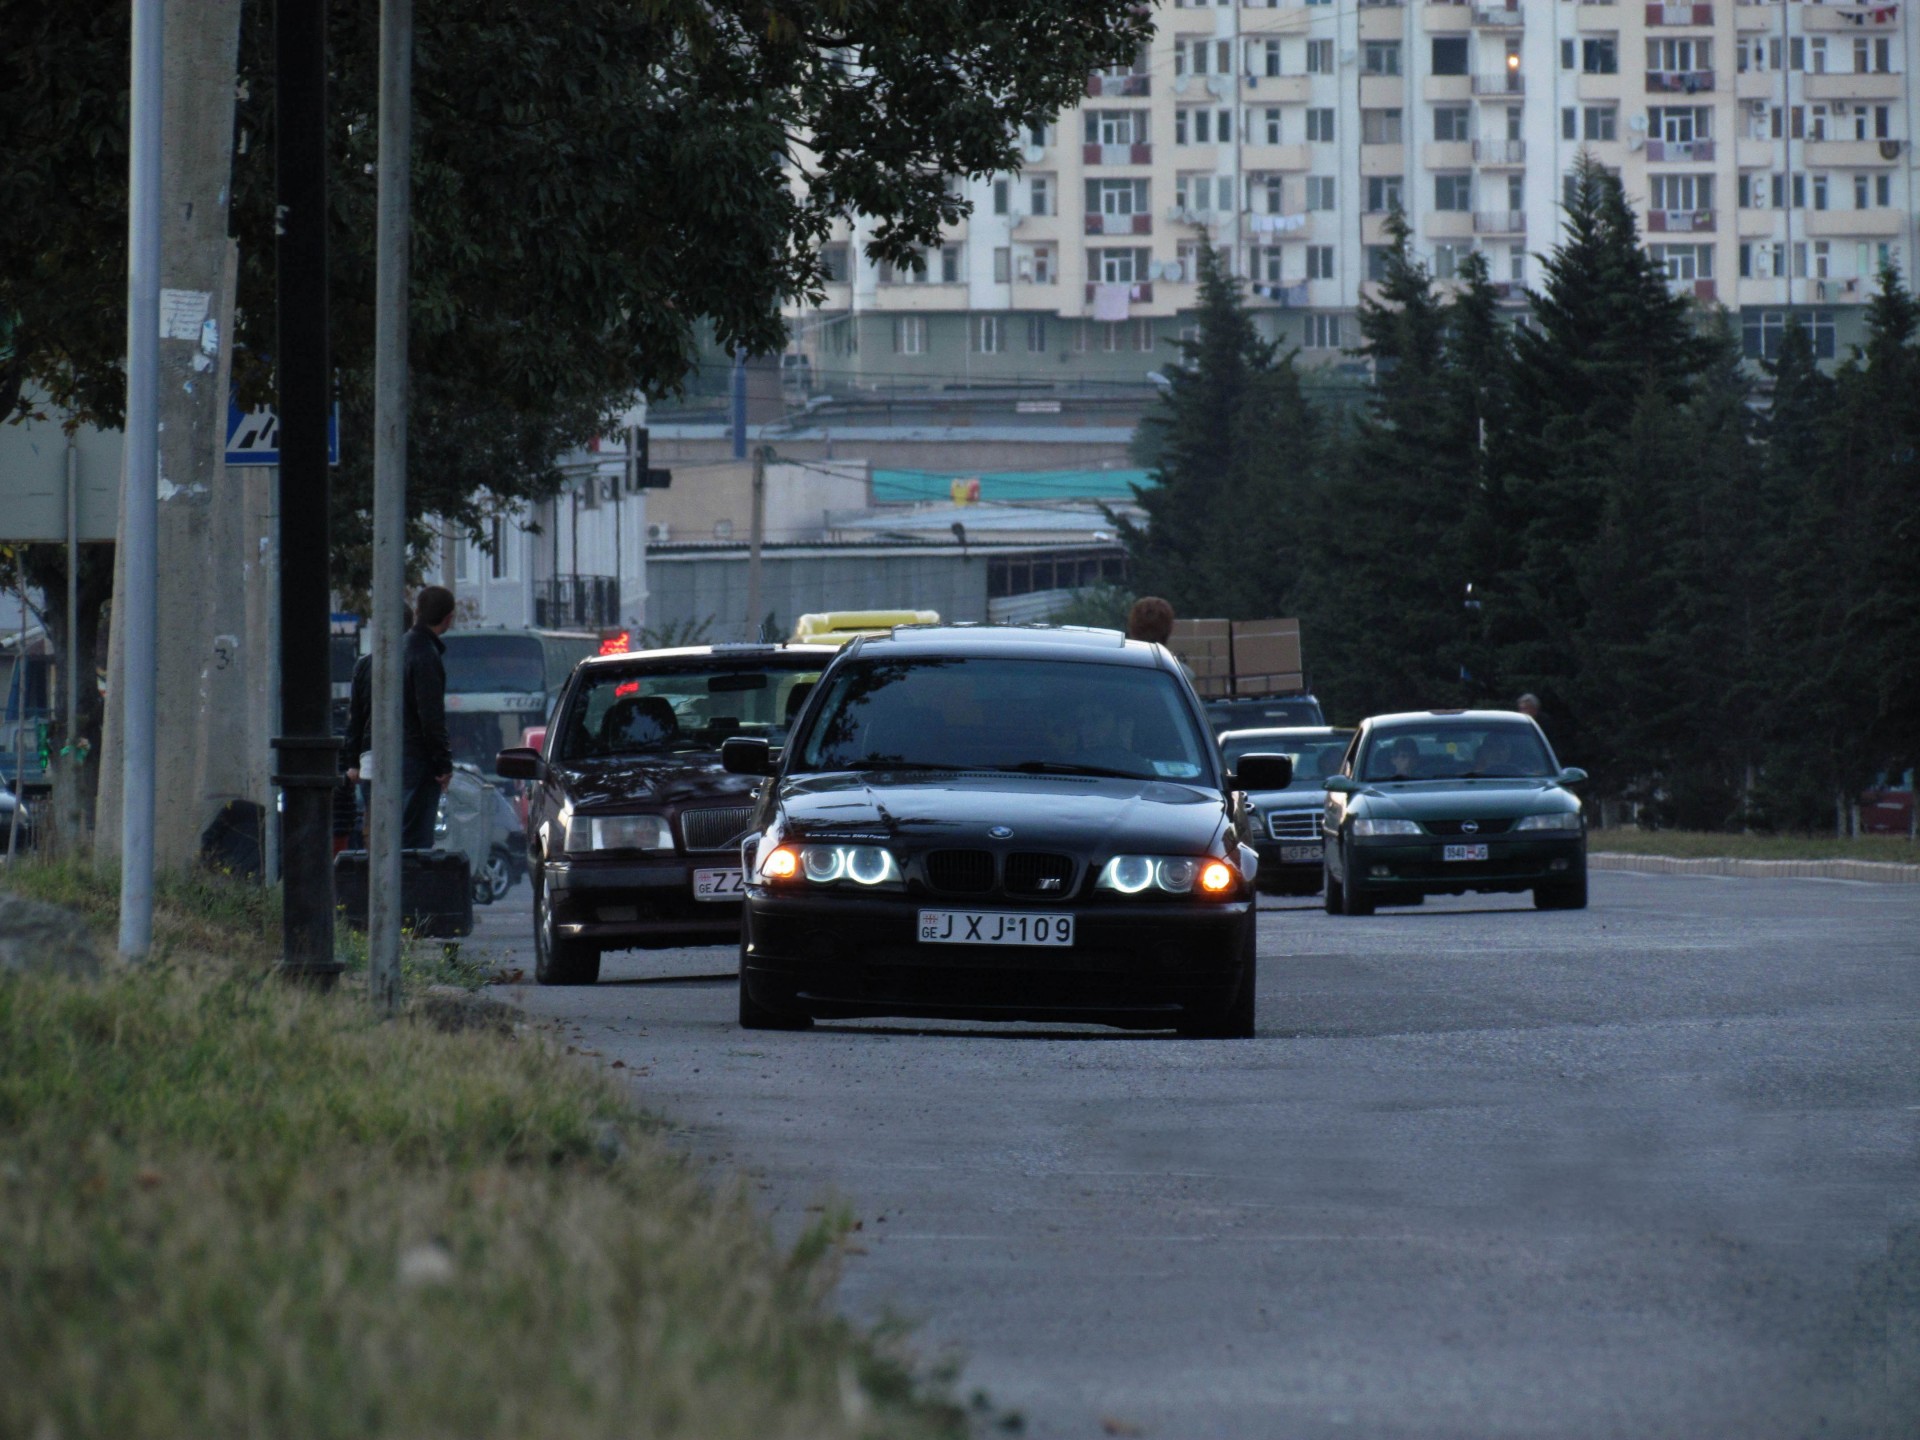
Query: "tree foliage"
1119 169 1920 834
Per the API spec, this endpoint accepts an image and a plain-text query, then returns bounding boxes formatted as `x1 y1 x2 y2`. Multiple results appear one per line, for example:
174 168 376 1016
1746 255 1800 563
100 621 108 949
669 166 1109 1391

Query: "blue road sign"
225 401 340 467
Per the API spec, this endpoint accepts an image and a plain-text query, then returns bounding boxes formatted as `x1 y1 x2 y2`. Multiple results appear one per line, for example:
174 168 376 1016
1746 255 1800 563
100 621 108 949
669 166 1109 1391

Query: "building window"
1026 315 1047 353
1584 106 1617 143
1508 244 1525 285
894 317 926 355
1365 175 1403 214
1365 246 1393 283
975 316 1003 354
1363 42 1401 77
1434 173 1472 212
1254 245 1285 283
993 247 1011 283
992 179 1009 215
1812 174 1829 212
1431 36 1468 78
1259 174 1284 213
1742 310 1835 361
1434 106 1470 142
1307 245 1335 281
1029 175 1053 216
1650 174 1713 212
1361 109 1403 145
1262 108 1282 144
1647 37 1709 76
1306 39 1334 75
1650 106 1708 145
1305 314 1342 350
1262 39 1281 78
819 243 850 282
1084 110 1148 146
1582 38 1618 75
1307 108 1335 143
1306 175 1336 212
1089 247 1150 283
1087 178 1150 216
1015 244 1053 284
1651 243 1712 283
940 244 962 283
1433 244 1464 281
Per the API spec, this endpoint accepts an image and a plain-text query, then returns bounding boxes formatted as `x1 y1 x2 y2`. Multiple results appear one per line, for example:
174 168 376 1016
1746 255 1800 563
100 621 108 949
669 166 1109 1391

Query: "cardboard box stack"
1167 617 1304 698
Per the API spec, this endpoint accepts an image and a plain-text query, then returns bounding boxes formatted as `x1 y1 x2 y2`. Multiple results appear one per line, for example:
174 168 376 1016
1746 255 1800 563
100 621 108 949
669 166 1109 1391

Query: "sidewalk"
1590 852 1920 885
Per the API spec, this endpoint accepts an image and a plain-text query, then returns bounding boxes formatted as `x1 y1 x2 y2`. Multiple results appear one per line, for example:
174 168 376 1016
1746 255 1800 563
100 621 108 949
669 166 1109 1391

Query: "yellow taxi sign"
791 610 941 647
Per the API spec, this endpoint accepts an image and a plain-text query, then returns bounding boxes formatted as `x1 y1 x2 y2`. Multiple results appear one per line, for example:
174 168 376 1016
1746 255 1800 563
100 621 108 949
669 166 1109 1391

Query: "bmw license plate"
1279 843 1323 863
692 868 744 901
919 910 1074 947
1443 844 1490 862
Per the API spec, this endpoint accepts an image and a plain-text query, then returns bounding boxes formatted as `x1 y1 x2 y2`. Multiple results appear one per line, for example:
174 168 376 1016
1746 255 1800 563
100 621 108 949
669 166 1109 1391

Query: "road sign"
224 400 340 467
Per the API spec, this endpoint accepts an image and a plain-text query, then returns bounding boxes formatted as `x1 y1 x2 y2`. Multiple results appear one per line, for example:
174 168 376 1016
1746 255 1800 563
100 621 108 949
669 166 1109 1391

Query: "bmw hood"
772 771 1230 855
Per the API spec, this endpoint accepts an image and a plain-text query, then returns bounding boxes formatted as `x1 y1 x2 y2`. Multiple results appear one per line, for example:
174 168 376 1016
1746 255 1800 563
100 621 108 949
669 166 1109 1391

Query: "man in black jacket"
401 586 458 849
341 603 411 846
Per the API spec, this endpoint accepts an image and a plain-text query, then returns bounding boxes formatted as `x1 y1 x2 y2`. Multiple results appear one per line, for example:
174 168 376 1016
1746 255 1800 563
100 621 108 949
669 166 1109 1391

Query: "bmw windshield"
793 656 1216 783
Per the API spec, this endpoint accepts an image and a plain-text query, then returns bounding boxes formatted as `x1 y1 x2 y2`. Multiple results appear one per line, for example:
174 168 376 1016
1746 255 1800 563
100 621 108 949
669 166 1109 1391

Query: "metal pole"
64 439 80 854
746 445 767 641
368 0 413 1014
9 588 25 863
274 0 341 981
730 347 747 460
263 500 281 885
119 0 162 961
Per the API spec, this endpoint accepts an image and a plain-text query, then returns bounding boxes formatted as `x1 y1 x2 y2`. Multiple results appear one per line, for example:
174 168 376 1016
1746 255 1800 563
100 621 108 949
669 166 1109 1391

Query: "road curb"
1590 852 1920 884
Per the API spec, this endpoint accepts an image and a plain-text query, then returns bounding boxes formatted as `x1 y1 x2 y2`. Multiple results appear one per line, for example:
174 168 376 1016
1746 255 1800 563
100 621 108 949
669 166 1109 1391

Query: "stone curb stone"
1590 853 1920 885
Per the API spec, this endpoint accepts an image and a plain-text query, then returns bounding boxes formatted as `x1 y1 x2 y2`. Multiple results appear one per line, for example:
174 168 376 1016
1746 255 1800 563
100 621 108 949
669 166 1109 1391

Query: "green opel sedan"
1322 710 1588 915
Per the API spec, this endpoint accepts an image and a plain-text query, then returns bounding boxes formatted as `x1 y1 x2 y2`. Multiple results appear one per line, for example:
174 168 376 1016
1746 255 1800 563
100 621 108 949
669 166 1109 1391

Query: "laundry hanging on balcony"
1092 284 1133 321
1248 213 1307 235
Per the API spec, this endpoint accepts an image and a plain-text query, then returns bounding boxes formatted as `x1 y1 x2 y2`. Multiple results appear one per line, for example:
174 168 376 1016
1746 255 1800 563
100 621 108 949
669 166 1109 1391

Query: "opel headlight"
1352 818 1422 837
1097 855 1237 897
569 813 673 852
1515 811 1582 832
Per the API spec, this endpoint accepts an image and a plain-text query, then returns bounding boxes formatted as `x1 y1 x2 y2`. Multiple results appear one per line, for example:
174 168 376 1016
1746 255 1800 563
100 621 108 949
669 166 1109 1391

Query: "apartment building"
786 0 1917 383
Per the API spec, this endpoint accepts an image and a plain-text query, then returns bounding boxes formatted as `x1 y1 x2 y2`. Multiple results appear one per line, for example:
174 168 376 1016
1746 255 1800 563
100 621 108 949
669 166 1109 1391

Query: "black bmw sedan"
496 644 835 984
719 626 1292 1037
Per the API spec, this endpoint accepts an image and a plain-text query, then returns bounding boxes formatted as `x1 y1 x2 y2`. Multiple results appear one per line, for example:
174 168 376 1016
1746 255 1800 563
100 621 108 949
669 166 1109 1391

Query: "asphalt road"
469 874 1920 1439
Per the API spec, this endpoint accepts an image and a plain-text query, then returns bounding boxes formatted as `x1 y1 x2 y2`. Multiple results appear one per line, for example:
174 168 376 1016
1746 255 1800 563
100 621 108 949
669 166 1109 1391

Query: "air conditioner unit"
646 522 670 543
1748 100 1768 116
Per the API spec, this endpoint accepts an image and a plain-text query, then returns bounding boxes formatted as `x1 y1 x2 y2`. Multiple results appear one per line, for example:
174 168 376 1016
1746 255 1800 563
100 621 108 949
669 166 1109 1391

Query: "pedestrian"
341 603 412 846
402 586 457 850
1516 692 1541 722
1126 596 1174 645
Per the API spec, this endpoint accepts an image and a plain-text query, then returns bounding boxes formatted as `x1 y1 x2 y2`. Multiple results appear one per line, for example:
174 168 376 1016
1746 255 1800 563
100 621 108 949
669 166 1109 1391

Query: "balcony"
1646 208 1715 232
1472 3 1524 26
1804 206 1905 239
1690 279 1717 303
1645 138 1715 162
1422 1 1471 32
1085 72 1150 99
1359 75 1403 108
1806 138 1904 167
1423 73 1474 101
535 575 619 630
1473 137 1526 164
1424 140 1475 169
1240 142 1313 171
1082 142 1152 166
1472 72 1525 96
1084 212 1152 237
1646 70 1716 94
1083 281 1153 306
1803 71 1905 102
1814 277 1870 303
1645 3 1713 24
1428 210 1476 239
1473 209 1526 234
1360 143 1408 175
1804 3 1902 32
1242 74 1310 104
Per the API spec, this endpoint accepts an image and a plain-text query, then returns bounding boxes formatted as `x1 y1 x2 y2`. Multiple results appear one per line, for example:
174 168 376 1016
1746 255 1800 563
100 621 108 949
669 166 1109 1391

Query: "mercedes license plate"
1279 843 1323 863
918 910 1074 947
1443 844 1489 862
692 868 745 900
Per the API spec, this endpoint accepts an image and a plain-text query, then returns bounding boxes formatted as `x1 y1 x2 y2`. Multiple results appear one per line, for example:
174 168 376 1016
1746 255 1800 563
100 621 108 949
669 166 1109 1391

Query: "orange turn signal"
761 846 800 880
1199 860 1235 894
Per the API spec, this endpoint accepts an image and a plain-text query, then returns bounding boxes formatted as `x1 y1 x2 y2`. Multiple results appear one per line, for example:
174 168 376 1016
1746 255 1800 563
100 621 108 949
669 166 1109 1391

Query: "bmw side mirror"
1231 753 1293 791
722 737 774 776
1559 767 1588 785
495 747 542 781
1324 775 1357 794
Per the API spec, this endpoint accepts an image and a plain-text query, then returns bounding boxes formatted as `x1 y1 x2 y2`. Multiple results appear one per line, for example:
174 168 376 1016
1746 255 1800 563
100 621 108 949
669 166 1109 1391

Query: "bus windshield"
443 635 546 695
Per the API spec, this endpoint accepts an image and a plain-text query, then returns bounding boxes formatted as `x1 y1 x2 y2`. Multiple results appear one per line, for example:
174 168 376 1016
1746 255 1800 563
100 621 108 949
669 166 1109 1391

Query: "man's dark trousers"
401 756 441 850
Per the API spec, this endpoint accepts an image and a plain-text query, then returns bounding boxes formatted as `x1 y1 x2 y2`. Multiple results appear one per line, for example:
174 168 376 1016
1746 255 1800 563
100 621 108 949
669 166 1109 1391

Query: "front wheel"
1534 869 1589 910
483 846 515 902
1178 920 1256 1039
737 941 812 1030
1323 862 1345 914
1340 845 1376 916
534 873 601 985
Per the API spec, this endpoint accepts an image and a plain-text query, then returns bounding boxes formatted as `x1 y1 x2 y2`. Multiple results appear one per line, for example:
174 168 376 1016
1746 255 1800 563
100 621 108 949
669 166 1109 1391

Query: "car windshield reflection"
557 663 822 761
793 657 1213 782
1360 723 1553 782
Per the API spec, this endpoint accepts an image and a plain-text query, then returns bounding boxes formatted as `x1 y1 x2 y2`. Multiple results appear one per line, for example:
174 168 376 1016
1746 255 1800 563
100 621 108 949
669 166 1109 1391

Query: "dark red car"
496 644 836 984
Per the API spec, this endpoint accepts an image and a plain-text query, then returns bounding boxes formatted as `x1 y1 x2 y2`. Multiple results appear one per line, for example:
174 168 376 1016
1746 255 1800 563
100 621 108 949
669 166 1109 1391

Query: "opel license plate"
1443 844 1489 862
693 868 744 900
919 910 1074 947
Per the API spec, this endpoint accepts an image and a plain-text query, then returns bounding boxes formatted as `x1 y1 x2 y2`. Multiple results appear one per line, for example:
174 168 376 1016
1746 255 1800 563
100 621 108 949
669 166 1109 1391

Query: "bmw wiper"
1004 761 1148 779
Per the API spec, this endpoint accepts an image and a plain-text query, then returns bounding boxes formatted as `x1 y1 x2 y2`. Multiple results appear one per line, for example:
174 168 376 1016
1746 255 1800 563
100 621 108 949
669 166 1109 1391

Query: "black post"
273 0 341 982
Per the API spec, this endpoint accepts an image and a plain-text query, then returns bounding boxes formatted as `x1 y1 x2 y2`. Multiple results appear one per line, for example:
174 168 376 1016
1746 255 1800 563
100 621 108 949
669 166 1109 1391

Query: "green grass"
1588 828 1917 864
0 862 972 1440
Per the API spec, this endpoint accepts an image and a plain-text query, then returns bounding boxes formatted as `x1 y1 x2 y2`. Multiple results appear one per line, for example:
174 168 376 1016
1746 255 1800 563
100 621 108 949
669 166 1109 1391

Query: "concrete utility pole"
115 0 162 959
746 444 768 642
100 0 248 881
273 0 341 983
367 0 414 1013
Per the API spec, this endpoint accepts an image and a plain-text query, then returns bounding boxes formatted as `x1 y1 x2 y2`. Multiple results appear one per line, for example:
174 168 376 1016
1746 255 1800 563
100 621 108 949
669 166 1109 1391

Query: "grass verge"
0 861 971 1440
1588 828 1917 864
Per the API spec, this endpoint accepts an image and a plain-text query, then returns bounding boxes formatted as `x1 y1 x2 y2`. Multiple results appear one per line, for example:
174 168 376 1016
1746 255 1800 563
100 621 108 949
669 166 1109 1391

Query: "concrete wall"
645 460 871 546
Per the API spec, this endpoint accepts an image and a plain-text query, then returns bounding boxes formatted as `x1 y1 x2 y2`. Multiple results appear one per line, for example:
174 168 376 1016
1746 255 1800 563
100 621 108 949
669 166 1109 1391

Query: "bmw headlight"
1097 855 1237 897
1515 811 1582 832
759 842 901 889
1352 818 1422 837
569 813 673 852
